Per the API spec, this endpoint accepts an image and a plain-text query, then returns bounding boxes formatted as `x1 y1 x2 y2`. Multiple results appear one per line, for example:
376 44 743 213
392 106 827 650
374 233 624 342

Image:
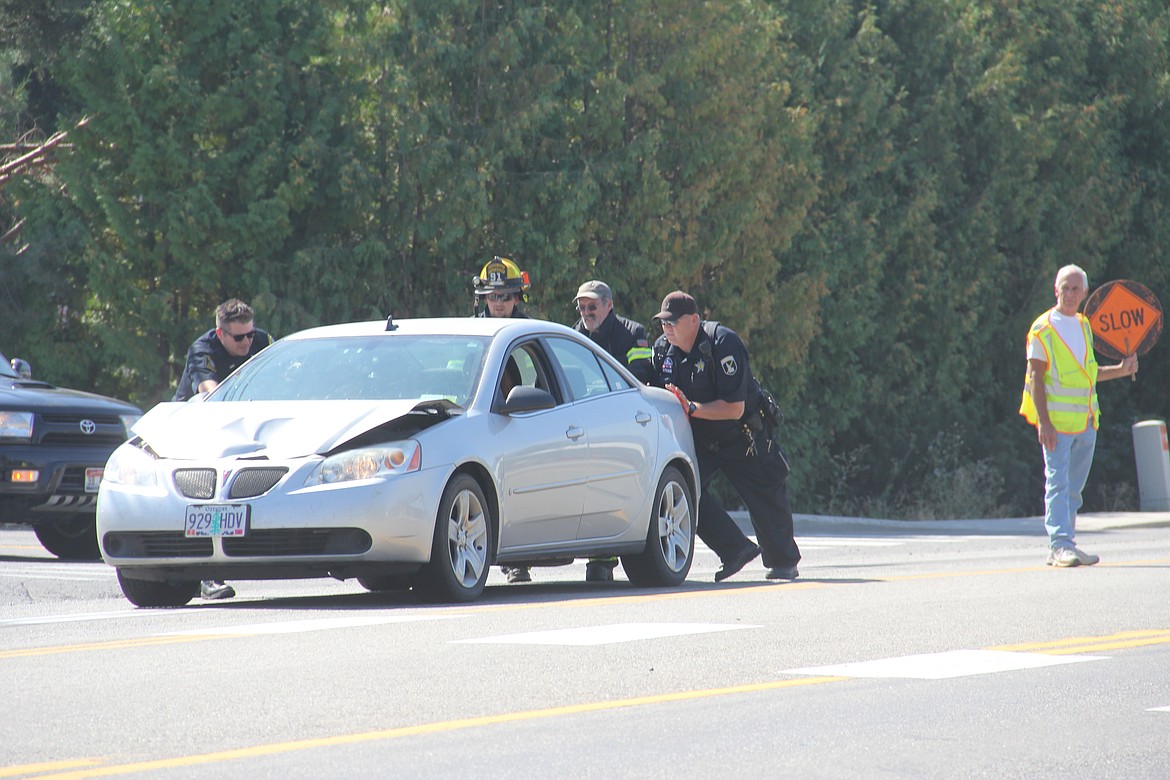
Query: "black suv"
1 351 141 559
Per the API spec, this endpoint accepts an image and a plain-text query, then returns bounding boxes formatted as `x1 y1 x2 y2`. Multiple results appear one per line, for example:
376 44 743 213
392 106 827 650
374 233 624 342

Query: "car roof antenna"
385 314 398 331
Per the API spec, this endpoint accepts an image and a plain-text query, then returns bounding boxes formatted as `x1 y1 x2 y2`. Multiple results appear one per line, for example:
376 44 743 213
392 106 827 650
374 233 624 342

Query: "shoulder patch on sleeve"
720 355 737 376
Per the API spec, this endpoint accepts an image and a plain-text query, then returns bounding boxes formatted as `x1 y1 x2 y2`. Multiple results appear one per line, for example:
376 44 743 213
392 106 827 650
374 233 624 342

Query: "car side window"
547 338 611 401
496 341 555 406
599 359 632 391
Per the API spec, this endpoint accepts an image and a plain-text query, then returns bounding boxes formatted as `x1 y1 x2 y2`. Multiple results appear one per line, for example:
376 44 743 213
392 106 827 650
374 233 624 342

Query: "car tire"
34 515 102 561
357 575 413 593
416 474 492 603
116 570 199 608
621 465 695 587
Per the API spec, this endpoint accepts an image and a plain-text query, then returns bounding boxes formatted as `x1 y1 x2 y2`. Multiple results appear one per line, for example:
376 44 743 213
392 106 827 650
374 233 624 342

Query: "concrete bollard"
1132 420 1170 511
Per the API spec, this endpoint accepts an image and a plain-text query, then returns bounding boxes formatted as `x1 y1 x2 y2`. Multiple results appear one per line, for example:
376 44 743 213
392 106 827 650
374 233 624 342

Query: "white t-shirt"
1027 310 1087 367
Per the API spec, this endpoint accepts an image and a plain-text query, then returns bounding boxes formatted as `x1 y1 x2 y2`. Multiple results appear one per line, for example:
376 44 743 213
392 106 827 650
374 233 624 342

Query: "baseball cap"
653 291 698 322
574 280 612 301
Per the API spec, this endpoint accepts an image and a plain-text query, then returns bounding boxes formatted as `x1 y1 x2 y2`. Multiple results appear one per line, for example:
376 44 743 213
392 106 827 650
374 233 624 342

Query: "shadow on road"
178 575 883 612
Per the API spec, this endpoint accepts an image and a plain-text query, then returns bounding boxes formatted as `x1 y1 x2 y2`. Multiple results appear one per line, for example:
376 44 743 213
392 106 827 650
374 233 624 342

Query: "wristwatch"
687 401 697 417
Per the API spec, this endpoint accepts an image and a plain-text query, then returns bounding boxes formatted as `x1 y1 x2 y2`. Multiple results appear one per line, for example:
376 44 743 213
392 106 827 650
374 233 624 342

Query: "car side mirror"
10 358 31 379
501 385 555 414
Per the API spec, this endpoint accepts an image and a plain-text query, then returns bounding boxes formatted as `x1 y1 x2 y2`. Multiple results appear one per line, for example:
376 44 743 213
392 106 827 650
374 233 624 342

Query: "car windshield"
210 335 489 405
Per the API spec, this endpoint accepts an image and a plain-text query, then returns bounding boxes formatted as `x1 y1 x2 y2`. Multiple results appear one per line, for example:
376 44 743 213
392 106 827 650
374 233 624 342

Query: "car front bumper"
98 457 453 580
0 443 115 521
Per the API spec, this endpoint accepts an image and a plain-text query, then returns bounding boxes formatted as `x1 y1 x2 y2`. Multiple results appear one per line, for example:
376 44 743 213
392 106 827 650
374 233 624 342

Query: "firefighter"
474 256 531 319
473 257 534 584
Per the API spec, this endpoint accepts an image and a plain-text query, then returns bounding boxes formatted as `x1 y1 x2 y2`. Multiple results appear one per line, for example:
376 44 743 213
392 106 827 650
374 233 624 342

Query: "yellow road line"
989 628 1170 655
0 759 104 778
0 634 234 660
16 676 846 780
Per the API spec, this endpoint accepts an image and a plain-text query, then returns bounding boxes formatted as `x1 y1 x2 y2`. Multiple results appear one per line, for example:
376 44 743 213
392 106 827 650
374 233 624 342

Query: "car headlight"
0 411 34 440
307 441 421 485
120 414 141 438
103 441 159 487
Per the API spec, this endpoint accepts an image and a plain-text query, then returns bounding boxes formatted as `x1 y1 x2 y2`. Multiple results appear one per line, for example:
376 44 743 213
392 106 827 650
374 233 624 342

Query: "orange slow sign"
1082 279 1163 360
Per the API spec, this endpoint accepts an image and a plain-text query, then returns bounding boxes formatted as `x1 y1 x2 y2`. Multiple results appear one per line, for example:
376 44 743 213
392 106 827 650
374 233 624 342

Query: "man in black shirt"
174 299 274 402
173 298 274 600
572 280 654 582
651 291 800 582
572 280 654 384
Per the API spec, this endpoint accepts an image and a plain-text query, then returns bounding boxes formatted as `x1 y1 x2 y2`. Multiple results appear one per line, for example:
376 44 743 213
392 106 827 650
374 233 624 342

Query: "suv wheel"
34 515 101 560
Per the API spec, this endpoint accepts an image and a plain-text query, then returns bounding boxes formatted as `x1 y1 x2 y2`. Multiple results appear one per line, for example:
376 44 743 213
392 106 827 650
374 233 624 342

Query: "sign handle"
1125 337 1135 382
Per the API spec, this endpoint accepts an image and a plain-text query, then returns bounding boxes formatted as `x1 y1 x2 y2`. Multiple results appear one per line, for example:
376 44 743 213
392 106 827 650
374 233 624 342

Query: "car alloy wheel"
622 465 694 586
418 474 492 602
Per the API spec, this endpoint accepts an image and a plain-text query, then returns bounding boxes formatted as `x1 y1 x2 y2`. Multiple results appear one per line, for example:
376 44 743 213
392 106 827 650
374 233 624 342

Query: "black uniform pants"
696 431 801 570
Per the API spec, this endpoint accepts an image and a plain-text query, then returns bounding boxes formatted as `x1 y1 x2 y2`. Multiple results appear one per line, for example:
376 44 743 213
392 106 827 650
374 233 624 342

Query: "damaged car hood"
131 399 437 460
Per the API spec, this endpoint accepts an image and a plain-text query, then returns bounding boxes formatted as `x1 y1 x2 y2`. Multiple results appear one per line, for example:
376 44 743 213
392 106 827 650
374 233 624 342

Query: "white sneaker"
1048 547 1099 567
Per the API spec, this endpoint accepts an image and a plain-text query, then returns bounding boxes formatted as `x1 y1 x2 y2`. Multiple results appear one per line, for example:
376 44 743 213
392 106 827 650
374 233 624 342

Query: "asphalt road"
3 511 1170 779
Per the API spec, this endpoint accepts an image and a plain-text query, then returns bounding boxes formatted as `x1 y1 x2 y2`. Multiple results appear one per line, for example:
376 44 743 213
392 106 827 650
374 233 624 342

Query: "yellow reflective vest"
1019 310 1099 433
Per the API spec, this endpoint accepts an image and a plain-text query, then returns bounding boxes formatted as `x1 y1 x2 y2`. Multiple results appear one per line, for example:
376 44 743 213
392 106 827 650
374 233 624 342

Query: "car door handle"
566 426 585 441
635 412 652 426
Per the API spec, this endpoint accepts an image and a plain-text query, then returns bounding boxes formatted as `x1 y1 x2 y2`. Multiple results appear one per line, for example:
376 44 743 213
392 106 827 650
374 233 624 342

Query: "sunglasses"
576 303 599 313
486 294 515 302
225 330 257 343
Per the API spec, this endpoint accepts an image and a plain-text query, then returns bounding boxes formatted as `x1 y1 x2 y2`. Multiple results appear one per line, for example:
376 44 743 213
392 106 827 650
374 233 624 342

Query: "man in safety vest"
571 279 654 582
1020 265 1138 567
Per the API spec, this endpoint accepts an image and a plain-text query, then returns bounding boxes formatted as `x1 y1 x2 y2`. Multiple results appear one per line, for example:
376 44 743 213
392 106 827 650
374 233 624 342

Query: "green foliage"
2 0 1169 519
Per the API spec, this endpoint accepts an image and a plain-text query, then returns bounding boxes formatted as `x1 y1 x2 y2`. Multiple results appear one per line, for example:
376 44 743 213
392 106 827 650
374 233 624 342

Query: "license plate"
184 504 250 537
85 468 103 493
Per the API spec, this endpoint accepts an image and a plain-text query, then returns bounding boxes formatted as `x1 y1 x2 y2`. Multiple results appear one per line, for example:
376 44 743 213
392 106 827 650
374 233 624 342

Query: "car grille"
38 413 129 447
223 528 371 557
58 467 89 493
102 532 214 558
173 469 217 499
228 468 288 499
40 431 129 446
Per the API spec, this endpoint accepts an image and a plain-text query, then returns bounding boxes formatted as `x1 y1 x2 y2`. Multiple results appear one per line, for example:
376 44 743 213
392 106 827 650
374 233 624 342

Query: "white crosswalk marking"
453 622 758 646
166 614 467 636
0 564 114 582
783 649 1106 679
0 610 159 627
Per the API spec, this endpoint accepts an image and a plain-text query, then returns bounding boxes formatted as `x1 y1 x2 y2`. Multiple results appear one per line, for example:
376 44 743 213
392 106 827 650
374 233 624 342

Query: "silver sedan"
97 317 699 606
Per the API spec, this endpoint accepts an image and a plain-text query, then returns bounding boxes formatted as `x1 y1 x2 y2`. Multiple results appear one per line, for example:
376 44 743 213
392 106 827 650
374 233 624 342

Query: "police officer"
572 280 654 384
572 280 654 582
174 298 274 401
473 256 531 319
651 291 800 582
173 298 274 600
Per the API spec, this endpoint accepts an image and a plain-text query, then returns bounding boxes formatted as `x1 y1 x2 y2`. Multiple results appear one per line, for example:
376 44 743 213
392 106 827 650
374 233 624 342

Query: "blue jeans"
1042 426 1097 549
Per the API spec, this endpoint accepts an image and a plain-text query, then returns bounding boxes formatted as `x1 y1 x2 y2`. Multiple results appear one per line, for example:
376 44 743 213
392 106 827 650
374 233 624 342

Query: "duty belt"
703 426 749 453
